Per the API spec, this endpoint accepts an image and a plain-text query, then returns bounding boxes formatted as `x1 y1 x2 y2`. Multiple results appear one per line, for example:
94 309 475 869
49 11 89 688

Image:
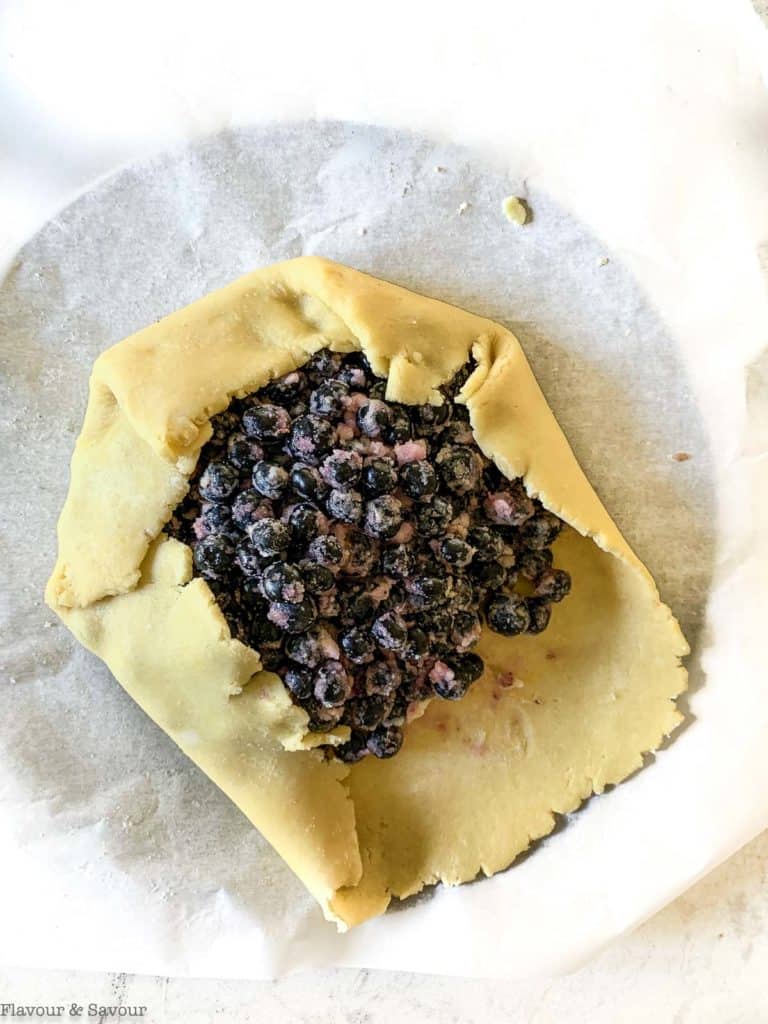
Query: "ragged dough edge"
45 256 688 930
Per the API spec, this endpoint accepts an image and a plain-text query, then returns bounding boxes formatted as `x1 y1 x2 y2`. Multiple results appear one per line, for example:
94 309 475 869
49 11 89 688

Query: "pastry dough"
45 257 688 927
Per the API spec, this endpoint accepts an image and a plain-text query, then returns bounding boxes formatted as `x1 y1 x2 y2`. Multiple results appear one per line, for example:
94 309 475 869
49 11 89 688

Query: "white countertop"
1 827 766 1023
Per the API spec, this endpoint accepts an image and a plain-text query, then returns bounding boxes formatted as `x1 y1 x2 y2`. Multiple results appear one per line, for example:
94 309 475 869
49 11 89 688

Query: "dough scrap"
45 256 688 928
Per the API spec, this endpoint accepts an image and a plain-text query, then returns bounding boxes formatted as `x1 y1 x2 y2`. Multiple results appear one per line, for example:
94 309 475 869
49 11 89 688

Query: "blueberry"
438 537 474 567
344 591 376 625
303 699 345 732
290 464 328 502
517 549 553 580
335 733 370 763
534 568 571 603
438 421 474 447
365 661 402 695
341 528 378 577
235 540 262 576
198 503 234 534
261 562 305 603
340 627 376 665
266 370 307 404
427 607 453 639
227 433 263 471
260 649 285 672
380 544 413 578
252 460 289 499
519 510 563 550
314 660 352 707
247 517 291 557
361 457 398 496
364 495 403 539
346 694 395 731
357 399 393 438
450 611 482 650
327 489 364 524
242 403 292 445
231 490 271 531
406 574 447 609
320 449 363 488
250 612 283 648
403 627 429 662
198 461 239 502
415 496 453 537
285 626 338 668
267 596 317 633
470 559 507 590
283 666 314 700
298 559 336 594
307 534 343 568
410 402 450 433
288 502 327 544
371 612 408 651
486 594 531 636
336 362 370 390
193 535 235 579
431 653 484 699
381 407 412 445
399 460 437 500
310 380 349 417
436 445 483 494
366 724 403 758
289 414 336 463
306 349 343 383
525 597 552 634
484 486 535 527
466 525 505 561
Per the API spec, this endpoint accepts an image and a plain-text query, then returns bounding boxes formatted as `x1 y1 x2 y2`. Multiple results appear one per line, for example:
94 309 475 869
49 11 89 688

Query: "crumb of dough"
671 451 692 462
434 165 446 173
598 256 610 267
502 195 529 225
457 201 471 215
359 227 368 236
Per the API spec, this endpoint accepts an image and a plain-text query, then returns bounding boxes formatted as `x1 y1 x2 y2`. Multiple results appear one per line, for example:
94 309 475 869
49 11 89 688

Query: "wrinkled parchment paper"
1 0 767 982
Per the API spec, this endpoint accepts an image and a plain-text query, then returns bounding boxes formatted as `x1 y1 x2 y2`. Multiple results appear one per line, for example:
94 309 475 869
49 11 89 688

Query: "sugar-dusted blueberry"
381 407 412 445
283 665 314 700
327 489 364 524
288 414 336 463
432 653 484 699
227 432 263 471
261 562 305 603
486 593 531 636
314 660 352 707
534 568 571 603
235 540 262 576
339 627 376 665
371 611 408 651
356 398 393 439
242 403 291 445
335 732 369 763
285 625 339 667
364 495 404 540
438 536 474 567
517 548 554 581
364 660 402 695
310 380 349 417
436 445 483 494
336 361 370 391
320 448 363 488
484 485 535 527
380 544 413 578
466 525 505 562
252 460 289 500
343 590 376 625
298 559 336 594
470 559 507 590
266 369 307 404
289 463 328 502
302 698 345 732
198 503 234 535
267 596 317 633
288 502 327 544
399 460 437 500
415 495 454 537
406 574 448 609
366 724 403 758
247 517 291 557
193 534 235 579
345 693 395 731
519 510 563 550
525 597 552 634
307 534 343 568
305 349 343 383
231 490 271 531
198 461 239 502
361 457 398 496
403 627 429 662
450 611 482 650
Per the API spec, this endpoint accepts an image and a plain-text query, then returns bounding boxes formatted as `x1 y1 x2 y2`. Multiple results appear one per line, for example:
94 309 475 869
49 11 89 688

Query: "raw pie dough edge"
45 256 688 929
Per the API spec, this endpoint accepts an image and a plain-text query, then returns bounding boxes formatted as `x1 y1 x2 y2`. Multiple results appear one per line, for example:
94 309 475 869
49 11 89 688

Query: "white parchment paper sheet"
0 0 766 982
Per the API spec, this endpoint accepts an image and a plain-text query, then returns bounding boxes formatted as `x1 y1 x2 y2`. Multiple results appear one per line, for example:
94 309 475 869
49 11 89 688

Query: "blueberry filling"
166 349 571 761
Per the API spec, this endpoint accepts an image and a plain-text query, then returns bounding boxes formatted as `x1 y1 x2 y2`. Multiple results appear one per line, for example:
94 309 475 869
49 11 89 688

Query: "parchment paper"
0 1 767 983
